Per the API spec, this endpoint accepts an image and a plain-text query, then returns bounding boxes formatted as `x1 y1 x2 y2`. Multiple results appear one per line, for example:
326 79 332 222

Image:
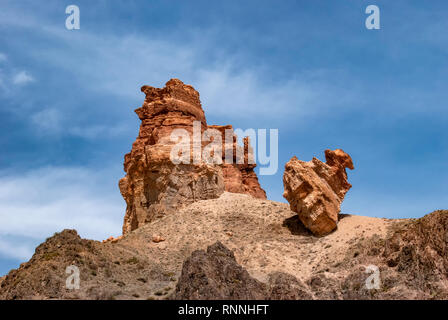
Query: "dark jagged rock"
173 241 267 300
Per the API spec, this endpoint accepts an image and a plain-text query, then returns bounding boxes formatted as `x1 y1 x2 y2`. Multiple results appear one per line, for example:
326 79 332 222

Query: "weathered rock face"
119 79 223 234
120 79 266 234
382 210 448 292
283 149 354 236
173 241 312 300
208 125 267 199
173 241 268 300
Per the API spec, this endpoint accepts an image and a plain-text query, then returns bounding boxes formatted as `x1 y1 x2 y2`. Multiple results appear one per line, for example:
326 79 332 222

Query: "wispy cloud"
17 29 358 130
194 67 358 124
12 71 34 85
0 237 34 261
30 107 130 139
0 4 360 127
31 108 62 133
0 64 35 94
2 0 446 141
0 166 125 261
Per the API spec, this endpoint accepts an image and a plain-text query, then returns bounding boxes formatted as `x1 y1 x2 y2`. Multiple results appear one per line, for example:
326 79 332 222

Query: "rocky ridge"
1 192 447 300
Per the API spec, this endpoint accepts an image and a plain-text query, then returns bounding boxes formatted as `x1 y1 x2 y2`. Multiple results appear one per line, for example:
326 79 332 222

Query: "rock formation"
283 149 354 236
119 79 224 234
208 125 267 199
119 79 266 234
102 235 123 244
174 241 313 300
173 241 268 299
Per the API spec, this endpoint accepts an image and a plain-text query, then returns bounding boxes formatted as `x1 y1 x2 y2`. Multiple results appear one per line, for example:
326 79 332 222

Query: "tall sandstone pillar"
119 79 266 234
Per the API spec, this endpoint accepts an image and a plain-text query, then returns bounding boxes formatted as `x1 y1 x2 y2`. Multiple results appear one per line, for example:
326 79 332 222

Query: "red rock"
102 235 123 244
208 125 267 199
102 236 114 243
152 235 166 243
120 79 266 235
111 236 123 243
283 149 354 236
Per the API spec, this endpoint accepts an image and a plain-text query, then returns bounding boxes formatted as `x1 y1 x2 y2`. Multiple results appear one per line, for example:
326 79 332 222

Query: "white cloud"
31 108 62 133
68 124 129 139
12 70 34 85
0 55 34 93
30 107 130 139
0 237 34 261
25 30 355 126
194 67 354 122
0 70 4 89
0 4 364 133
0 166 125 261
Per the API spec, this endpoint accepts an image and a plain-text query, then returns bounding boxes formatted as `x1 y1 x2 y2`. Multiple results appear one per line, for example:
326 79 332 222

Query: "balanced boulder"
283 149 354 236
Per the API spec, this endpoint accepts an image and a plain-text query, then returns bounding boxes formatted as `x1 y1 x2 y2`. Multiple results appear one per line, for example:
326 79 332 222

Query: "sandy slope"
123 192 397 287
4 192 447 300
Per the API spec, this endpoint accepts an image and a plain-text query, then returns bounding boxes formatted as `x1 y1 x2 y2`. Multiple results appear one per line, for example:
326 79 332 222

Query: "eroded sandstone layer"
208 125 267 199
283 149 354 236
119 79 266 234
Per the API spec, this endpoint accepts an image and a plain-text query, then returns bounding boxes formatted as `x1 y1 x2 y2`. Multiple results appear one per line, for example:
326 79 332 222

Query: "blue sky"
0 0 447 276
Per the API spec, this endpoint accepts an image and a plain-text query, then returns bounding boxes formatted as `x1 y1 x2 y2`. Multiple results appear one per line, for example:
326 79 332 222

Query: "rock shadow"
338 213 351 221
282 215 313 236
